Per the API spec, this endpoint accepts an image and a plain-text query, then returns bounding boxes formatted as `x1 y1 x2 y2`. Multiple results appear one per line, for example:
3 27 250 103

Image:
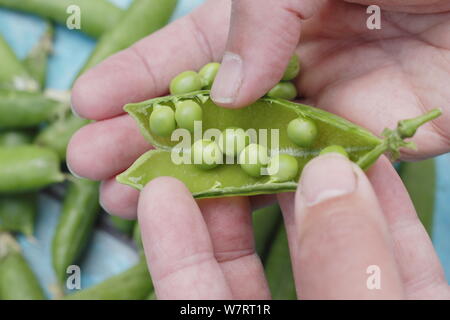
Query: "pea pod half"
117 91 441 198
0 145 64 193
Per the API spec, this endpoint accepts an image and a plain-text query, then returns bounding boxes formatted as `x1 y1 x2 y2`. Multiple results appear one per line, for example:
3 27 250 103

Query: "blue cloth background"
0 0 449 298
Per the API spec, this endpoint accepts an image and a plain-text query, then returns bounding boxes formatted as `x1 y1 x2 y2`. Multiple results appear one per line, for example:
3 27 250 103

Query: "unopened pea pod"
0 194 37 236
252 204 282 262
0 233 46 300
0 34 38 91
0 0 123 39
0 130 33 147
264 225 297 300
64 259 153 300
109 216 135 235
119 92 440 198
133 222 143 252
35 114 89 160
0 90 63 129
52 178 100 284
80 0 178 74
0 145 64 193
400 159 436 235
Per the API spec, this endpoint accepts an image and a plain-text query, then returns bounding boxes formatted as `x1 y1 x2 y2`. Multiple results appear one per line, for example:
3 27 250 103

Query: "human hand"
135 155 449 299
68 0 449 217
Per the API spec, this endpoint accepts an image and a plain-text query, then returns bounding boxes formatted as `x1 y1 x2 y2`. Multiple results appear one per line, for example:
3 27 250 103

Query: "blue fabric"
1 0 449 298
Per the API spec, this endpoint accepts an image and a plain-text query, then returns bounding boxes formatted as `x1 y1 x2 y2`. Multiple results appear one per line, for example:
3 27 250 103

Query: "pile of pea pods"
0 0 440 301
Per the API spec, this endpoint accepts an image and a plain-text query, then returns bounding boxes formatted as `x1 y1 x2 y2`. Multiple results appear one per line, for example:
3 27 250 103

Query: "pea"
191 139 222 170
282 54 300 81
169 71 203 95
287 117 318 148
239 144 269 178
218 127 250 158
199 62 220 89
267 154 299 182
319 145 349 158
149 105 176 137
267 82 297 100
0 146 64 193
175 100 202 132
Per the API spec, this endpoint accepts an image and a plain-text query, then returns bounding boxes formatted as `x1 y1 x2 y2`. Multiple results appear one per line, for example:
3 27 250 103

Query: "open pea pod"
117 91 441 199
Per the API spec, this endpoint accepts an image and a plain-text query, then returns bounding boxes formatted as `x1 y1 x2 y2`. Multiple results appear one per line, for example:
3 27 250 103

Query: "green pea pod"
0 130 33 147
0 145 64 193
264 225 296 300
64 258 153 300
22 21 54 89
0 90 63 129
35 114 89 160
253 204 282 261
133 222 143 252
52 178 100 284
109 215 135 235
0 0 123 39
117 91 441 198
400 159 436 235
0 194 37 236
0 233 46 300
0 34 38 91
80 0 178 74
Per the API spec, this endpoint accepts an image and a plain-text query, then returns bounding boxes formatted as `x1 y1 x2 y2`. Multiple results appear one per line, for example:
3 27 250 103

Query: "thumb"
211 0 323 108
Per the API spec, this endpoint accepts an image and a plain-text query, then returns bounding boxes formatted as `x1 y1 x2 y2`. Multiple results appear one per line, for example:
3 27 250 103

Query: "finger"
367 158 450 299
72 0 230 121
67 115 150 180
138 177 232 300
211 0 324 108
100 177 139 219
293 154 404 299
197 197 270 299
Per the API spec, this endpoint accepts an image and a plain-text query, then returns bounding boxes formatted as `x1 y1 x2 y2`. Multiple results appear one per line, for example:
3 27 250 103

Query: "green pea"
199 62 220 89
239 144 269 178
149 105 176 137
169 71 203 95
267 154 299 182
319 145 348 158
267 82 297 100
218 127 250 158
175 100 202 132
287 117 318 147
191 139 223 170
282 54 300 81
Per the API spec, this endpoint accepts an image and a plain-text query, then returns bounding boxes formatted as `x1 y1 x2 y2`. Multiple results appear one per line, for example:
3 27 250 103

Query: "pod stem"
0 232 21 259
356 109 442 170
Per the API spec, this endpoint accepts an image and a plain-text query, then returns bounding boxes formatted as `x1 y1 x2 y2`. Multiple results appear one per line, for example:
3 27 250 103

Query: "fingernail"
300 154 356 207
211 52 243 104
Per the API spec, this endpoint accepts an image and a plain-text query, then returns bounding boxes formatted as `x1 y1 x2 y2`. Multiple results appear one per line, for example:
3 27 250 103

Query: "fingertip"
100 178 140 219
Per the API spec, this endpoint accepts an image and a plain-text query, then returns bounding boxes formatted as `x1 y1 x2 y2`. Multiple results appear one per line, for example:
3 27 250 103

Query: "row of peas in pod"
149 56 349 183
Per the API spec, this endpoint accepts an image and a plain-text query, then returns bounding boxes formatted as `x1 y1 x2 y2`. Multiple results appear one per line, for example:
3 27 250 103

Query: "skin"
68 0 450 299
